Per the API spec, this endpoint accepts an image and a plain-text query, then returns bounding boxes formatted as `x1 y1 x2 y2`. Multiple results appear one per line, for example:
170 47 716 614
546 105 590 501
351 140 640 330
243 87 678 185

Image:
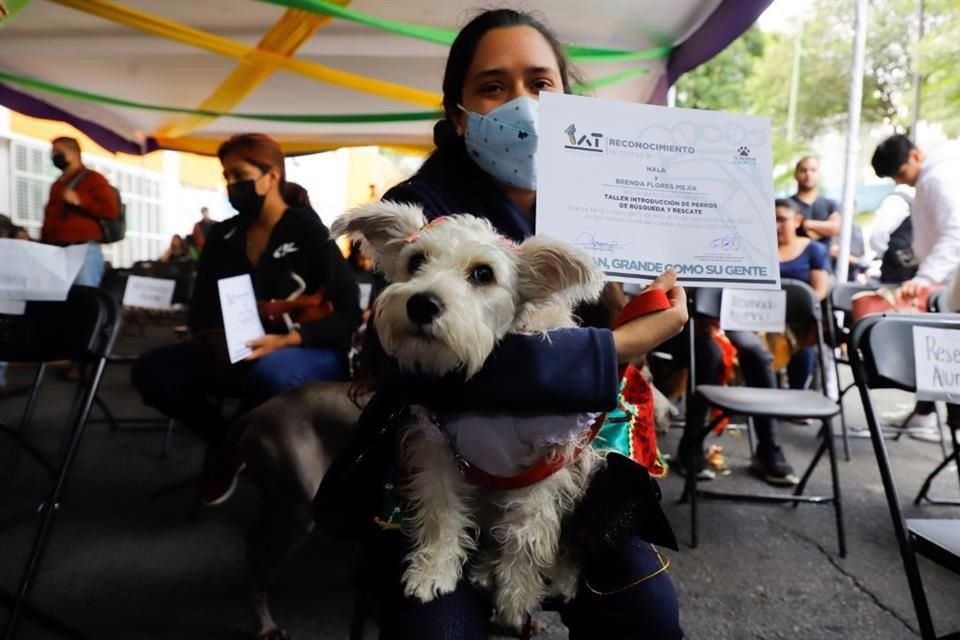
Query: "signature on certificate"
574 231 634 253
709 234 740 252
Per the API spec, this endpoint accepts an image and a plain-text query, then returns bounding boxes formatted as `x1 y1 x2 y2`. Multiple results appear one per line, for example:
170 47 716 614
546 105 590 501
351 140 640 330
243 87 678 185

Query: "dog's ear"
516 235 604 306
331 201 426 279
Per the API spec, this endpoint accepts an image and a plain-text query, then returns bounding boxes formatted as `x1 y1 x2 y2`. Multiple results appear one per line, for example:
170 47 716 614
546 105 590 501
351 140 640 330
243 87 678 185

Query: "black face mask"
52 153 69 171
227 178 266 221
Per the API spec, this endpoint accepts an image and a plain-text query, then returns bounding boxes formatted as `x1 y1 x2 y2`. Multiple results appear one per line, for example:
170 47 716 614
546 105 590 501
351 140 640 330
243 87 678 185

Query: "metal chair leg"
2 358 105 639
823 418 846 558
838 392 851 462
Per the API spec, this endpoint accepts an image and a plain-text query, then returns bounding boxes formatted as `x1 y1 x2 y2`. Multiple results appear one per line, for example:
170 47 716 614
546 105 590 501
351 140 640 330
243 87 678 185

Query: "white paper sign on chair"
913 326 960 402
720 289 786 333
122 275 176 310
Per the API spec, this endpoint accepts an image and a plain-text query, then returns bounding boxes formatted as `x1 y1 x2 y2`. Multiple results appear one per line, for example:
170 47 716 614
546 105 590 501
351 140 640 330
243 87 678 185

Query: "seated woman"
131 133 361 447
159 233 191 264
672 200 829 488
776 197 829 389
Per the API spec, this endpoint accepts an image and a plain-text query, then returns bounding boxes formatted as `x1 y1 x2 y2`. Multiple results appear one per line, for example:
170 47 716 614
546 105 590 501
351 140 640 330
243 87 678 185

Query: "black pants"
374 533 683 640
131 339 233 442
659 323 780 466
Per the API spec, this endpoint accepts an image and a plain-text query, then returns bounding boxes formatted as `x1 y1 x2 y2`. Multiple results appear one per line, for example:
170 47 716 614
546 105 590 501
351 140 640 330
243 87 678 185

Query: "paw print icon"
737 146 750 157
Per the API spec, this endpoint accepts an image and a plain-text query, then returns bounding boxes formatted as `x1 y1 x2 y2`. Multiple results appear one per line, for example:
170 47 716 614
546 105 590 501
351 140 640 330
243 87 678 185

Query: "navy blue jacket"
314 156 623 537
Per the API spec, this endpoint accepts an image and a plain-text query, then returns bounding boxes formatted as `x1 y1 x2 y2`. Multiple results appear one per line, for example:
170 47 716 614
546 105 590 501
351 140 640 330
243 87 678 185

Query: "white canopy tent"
0 0 771 155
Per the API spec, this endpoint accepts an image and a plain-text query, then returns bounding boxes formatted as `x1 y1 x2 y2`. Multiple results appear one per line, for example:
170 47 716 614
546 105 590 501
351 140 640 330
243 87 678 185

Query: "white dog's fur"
332 202 607 629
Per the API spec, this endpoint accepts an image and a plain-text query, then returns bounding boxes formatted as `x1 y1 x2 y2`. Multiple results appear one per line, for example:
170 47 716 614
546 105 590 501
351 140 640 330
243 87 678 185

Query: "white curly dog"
332 201 611 630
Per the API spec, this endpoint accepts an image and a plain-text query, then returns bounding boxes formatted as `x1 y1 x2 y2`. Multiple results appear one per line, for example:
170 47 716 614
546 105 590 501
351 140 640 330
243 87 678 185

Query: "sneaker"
883 409 936 430
670 456 716 481
885 411 940 439
198 452 246 507
750 446 800 487
909 427 945 444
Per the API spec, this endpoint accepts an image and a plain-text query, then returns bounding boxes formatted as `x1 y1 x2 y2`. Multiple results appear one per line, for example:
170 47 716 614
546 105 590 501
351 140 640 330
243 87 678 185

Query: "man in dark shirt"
788 156 841 251
192 206 216 252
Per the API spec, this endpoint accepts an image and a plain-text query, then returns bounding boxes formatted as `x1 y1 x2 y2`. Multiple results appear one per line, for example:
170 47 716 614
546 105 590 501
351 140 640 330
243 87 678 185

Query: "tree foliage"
674 0 960 142
674 26 764 113
919 0 960 135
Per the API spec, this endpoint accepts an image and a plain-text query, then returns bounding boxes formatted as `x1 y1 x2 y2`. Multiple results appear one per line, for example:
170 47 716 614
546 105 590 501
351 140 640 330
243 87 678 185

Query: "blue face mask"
460 96 539 190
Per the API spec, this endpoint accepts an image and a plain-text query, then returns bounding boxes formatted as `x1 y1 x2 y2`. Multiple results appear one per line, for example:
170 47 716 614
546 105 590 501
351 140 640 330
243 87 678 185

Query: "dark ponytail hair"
282 181 312 210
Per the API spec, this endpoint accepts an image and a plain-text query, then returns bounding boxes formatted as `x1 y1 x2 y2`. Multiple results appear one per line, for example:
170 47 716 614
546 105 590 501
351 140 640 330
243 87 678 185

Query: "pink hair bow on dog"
406 216 448 243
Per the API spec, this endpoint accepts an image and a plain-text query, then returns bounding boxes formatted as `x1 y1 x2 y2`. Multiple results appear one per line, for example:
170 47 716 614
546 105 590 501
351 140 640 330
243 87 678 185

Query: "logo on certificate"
734 146 756 166
563 124 603 153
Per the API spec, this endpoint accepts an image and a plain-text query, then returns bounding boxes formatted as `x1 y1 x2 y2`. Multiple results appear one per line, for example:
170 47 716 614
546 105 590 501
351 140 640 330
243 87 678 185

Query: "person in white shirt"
871 134 960 439
869 184 916 284
871 135 960 300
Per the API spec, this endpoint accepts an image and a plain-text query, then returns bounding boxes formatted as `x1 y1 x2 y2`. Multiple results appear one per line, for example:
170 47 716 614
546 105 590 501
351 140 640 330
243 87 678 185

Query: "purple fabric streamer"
649 0 773 104
0 82 158 155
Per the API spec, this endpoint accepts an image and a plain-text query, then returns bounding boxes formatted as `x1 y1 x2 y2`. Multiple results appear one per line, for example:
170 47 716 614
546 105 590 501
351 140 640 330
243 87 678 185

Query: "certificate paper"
218 274 265 364
537 93 780 289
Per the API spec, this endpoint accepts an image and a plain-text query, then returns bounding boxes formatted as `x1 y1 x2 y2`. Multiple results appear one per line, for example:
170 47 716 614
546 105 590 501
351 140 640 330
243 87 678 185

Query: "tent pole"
909 0 924 142
836 0 869 284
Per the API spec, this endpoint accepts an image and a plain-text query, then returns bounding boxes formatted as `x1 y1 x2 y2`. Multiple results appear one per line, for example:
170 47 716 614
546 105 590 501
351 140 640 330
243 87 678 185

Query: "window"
9 139 166 267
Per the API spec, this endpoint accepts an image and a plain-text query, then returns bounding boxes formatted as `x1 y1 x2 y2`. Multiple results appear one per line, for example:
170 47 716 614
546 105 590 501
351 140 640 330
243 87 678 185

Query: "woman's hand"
245 331 302 361
613 269 688 362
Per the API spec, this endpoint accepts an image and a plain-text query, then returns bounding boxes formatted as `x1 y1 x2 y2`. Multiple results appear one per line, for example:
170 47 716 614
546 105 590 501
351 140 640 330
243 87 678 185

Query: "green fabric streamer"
259 0 672 63
575 67 649 93
0 0 34 30
0 67 647 124
0 70 441 123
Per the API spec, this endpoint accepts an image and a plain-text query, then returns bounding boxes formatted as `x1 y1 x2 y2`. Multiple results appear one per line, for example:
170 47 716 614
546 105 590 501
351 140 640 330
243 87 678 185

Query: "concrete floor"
1 323 958 639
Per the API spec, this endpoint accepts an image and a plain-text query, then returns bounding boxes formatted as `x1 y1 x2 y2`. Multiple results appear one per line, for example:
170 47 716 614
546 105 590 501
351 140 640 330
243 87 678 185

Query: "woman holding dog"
132 134 361 461
316 10 687 639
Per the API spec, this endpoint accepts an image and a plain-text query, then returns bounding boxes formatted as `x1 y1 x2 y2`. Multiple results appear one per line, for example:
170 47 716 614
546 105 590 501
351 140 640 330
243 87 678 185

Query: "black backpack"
66 170 126 244
880 213 918 284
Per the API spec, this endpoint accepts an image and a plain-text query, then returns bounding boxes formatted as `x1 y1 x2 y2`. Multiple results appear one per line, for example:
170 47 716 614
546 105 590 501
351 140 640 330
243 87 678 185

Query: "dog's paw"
547 566 580 602
494 606 529 635
468 556 495 591
402 565 459 603
468 567 493 591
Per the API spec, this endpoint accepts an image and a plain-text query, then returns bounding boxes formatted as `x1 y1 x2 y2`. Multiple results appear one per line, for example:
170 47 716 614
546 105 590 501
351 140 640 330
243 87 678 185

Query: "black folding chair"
682 279 846 557
849 313 960 640
824 282 877 460
0 286 121 640
928 289 949 314
91 268 178 457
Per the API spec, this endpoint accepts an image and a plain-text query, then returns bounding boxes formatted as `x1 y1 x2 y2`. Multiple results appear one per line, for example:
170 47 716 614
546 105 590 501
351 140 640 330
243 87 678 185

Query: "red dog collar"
462 286 673 492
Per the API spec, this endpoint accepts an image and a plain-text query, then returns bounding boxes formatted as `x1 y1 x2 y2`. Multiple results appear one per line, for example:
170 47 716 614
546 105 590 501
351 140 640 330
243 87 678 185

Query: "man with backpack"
871 134 960 440
41 136 121 286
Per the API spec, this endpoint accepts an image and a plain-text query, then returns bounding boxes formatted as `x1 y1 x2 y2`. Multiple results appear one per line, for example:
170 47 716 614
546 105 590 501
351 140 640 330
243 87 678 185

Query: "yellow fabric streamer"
156 8 330 138
153 135 431 156
48 0 441 108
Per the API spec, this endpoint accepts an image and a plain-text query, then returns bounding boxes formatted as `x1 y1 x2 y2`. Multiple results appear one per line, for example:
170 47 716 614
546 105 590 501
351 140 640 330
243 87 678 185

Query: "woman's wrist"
286 330 303 347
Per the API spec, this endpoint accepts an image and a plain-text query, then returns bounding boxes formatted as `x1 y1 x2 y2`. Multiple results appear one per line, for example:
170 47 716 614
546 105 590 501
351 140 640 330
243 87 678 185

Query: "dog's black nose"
407 293 444 325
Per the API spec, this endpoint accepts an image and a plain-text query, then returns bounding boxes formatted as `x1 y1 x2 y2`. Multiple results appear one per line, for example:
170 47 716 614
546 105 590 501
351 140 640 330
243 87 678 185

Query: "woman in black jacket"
131 134 361 445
